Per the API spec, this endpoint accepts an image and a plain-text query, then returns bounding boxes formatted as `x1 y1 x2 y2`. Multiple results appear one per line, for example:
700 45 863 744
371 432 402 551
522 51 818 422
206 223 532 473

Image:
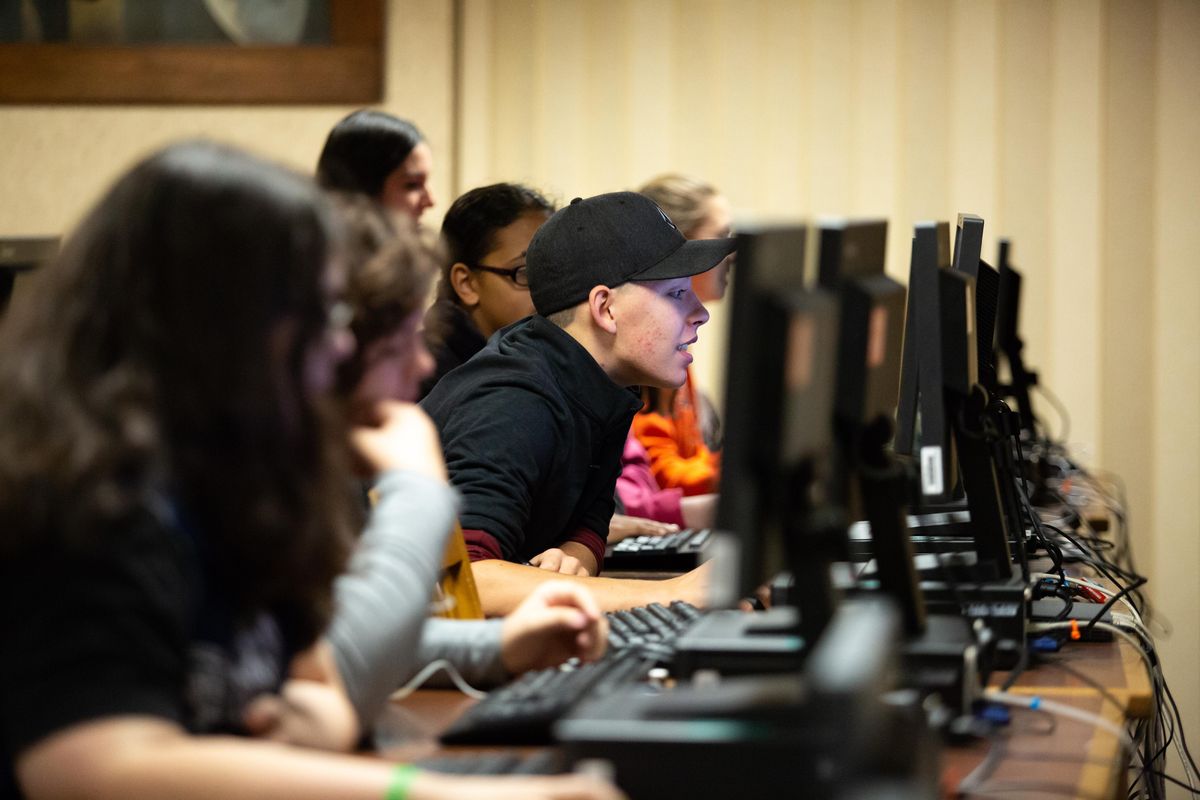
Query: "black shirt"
1 503 294 799
420 315 640 562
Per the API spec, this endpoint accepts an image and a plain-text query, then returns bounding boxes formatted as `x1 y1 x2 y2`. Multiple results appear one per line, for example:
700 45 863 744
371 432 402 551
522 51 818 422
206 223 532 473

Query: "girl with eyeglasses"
419 182 555 397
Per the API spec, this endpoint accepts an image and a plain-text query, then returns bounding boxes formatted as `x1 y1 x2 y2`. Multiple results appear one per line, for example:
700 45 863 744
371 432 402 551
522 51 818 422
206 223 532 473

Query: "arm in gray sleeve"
414 617 510 689
326 469 457 728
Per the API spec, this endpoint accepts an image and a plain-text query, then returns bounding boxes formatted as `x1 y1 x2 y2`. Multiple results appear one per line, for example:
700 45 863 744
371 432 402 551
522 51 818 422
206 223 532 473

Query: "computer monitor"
894 222 957 503
952 214 1000 396
993 240 1037 434
815 220 927 634
0 237 58 315
716 224 842 642
936 264 1018 580
889 216 1020 584
816 220 904 432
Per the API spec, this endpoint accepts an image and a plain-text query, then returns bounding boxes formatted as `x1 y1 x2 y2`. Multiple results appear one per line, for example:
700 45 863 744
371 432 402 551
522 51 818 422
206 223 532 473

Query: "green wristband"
386 764 421 800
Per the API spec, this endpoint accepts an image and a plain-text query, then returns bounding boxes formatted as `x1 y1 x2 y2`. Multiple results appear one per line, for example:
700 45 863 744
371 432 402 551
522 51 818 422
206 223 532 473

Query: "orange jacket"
631 370 720 496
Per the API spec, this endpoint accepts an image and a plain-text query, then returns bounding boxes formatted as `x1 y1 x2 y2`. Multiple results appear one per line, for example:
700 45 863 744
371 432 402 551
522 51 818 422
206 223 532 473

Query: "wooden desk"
388 516 1151 798
384 625 1151 799
941 579 1153 797
942 692 1130 799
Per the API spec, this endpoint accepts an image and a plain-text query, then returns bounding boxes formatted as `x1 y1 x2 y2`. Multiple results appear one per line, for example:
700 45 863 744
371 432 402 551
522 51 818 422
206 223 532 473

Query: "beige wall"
2 0 1197 790
457 0 1199 789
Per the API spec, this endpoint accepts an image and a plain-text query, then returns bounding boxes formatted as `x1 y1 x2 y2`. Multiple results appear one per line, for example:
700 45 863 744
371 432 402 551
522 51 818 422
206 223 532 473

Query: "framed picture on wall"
0 0 383 104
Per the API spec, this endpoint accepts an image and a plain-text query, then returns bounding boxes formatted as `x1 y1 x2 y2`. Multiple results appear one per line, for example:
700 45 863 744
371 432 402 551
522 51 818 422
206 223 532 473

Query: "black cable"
1041 656 1127 714
1045 520 1137 598
1079 577 1148 637
1019 489 1065 579
1010 430 1063 578
1163 677 1200 787
980 391 1195 799
992 426 1031 584
999 640 1030 692
1141 769 1200 795
1133 661 1170 800
1060 470 1148 618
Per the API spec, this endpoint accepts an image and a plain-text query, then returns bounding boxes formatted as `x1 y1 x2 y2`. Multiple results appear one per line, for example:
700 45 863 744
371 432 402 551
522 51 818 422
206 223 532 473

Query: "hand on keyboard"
607 513 679 543
500 581 608 675
441 603 701 746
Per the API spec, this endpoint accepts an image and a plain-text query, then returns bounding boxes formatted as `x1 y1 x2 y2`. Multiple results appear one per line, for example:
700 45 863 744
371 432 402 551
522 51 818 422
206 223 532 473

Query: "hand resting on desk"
530 544 594 576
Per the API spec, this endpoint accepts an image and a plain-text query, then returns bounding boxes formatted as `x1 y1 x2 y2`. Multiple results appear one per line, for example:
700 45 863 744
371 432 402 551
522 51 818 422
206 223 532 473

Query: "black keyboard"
439 647 659 745
603 527 714 571
440 601 703 746
607 600 702 650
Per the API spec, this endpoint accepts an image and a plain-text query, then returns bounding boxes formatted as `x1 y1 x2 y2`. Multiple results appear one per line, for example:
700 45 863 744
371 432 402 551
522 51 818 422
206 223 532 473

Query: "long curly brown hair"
328 193 442 395
0 141 358 647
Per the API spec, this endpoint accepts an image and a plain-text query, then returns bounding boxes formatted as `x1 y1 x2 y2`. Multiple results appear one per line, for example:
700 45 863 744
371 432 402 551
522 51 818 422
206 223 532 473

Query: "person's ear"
587 285 618 335
449 263 480 307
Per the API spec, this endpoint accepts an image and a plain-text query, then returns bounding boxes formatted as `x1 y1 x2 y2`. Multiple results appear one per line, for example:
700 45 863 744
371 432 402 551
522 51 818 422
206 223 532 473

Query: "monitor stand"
672 607 805 678
557 600 940 800
672 504 845 680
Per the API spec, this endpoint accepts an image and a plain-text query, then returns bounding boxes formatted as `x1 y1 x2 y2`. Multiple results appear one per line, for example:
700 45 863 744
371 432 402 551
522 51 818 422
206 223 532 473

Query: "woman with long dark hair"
317 109 436 221
0 141 619 800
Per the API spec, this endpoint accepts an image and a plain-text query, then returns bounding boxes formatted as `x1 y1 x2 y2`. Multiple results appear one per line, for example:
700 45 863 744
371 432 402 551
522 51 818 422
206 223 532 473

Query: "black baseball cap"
527 191 737 316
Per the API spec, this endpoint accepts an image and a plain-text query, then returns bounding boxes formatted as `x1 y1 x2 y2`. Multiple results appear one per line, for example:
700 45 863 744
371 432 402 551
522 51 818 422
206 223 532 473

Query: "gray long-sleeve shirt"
327 470 508 729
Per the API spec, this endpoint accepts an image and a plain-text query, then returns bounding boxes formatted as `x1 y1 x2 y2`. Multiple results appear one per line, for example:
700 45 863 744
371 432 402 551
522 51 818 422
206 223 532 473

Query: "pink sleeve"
615 434 686 526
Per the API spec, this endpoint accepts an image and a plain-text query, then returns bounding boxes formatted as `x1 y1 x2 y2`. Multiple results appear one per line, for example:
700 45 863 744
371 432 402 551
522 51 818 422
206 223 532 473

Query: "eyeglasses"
468 263 529 288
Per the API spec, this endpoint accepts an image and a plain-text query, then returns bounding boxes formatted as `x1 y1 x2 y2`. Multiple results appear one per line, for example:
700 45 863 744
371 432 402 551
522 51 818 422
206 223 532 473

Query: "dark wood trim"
0 0 383 105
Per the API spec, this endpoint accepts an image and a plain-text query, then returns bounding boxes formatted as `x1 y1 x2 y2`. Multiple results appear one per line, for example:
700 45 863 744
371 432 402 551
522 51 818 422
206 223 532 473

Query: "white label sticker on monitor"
920 446 945 496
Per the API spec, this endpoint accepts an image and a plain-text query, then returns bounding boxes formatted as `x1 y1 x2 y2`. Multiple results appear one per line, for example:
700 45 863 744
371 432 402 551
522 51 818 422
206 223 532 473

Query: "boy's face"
607 276 710 388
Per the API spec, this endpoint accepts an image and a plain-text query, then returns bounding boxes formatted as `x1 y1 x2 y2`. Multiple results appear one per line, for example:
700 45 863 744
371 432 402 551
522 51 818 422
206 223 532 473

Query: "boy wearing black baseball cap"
421 191 736 614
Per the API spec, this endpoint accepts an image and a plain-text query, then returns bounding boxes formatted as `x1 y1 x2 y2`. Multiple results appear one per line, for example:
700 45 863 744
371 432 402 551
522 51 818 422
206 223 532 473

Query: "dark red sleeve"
462 528 503 562
564 527 606 576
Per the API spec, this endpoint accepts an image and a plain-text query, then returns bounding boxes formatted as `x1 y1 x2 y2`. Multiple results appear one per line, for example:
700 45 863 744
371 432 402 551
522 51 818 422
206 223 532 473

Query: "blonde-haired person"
632 174 733 497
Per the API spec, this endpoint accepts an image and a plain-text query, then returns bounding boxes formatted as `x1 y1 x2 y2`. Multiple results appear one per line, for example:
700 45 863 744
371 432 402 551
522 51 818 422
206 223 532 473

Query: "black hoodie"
420 315 640 563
